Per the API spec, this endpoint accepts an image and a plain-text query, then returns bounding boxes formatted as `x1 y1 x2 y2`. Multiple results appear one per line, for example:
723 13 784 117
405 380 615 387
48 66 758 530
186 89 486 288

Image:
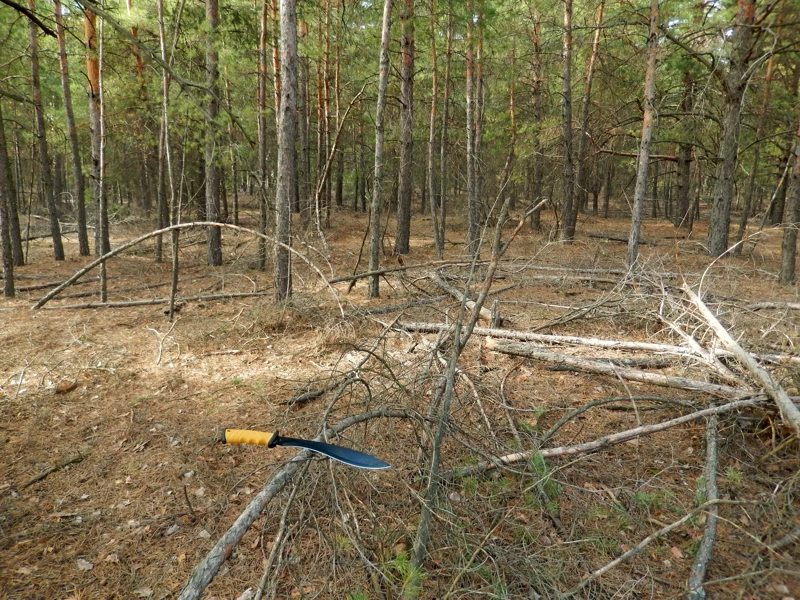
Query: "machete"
220 429 390 470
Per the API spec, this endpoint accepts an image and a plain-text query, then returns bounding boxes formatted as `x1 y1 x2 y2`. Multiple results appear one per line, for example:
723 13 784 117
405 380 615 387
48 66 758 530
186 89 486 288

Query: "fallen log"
398 321 800 365
484 339 753 399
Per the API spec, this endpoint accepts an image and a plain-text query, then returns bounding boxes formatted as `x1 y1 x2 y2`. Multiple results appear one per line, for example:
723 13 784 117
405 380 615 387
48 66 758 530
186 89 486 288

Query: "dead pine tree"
626 0 659 270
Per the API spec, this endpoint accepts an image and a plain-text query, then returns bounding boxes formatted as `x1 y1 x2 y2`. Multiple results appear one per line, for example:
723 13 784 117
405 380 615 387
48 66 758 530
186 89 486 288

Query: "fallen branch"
485 339 753 398
177 409 415 600
746 302 800 311
23 451 88 488
683 284 800 436
42 292 270 310
430 271 496 323
31 222 343 316
398 321 800 365
446 397 764 479
686 415 719 600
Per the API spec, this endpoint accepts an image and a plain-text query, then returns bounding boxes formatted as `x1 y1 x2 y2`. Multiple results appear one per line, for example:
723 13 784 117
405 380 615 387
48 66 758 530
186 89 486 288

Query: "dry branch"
447 397 764 479
178 409 414 600
683 284 800 436
687 415 719 600
398 321 800 365
430 271 495 323
43 292 270 310
485 339 753 398
746 302 800 311
23 451 88 488
31 222 342 315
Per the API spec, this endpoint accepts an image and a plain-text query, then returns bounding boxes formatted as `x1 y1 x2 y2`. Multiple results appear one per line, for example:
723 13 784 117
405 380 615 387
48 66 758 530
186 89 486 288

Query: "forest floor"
1 200 799 600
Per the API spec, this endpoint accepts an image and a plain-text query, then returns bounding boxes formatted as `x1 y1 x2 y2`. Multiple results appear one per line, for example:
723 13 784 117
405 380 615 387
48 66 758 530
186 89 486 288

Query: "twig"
253 462 309 600
565 499 748 596
23 451 88 488
430 271 496 323
686 415 719 600
683 284 800 436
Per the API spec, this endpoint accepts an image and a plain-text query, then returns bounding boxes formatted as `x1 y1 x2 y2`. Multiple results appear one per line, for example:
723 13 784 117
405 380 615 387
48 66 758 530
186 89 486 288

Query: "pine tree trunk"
394 0 415 255
298 58 311 224
369 0 393 298
53 0 89 256
779 119 800 284
574 0 604 223
30 0 64 261
626 0 659 269
8 127 23 265
274 0 297 303
706 0 756 257
465 1 479 256
438 3 452 246
427 0 443 259
559 0 575 243
258 0 269 269
205 0 222 265
0 102 15 296
530 14 543 231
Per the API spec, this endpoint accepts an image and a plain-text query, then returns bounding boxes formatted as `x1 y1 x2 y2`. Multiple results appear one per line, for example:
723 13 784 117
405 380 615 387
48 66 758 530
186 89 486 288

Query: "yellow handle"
223 429 275 446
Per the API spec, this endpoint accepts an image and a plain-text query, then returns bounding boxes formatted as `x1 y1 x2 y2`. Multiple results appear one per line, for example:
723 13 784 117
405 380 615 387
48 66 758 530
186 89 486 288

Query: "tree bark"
438 3 452 246
706 0 757 257
626 0 659 269
394 0 415 255
274 0 298 303
734 52 776 250
530 12 544 231
368 0 393 298
29 0 63 261
559 0 575 242
205 0 222 266
779 118 800 284
574 0 604 223
0 102 15 296
258 0 269 269
465 0 479 256
427 0 442 259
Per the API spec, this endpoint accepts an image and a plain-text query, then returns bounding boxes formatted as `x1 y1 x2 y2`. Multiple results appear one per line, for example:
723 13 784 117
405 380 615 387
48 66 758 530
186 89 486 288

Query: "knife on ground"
220 429 390 470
